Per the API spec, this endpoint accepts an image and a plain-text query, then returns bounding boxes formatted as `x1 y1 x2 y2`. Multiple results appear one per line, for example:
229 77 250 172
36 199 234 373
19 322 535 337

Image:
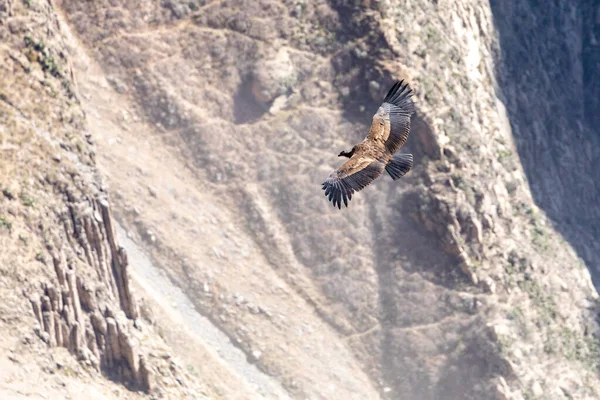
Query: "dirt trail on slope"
56 10 291 400
56 7 380 400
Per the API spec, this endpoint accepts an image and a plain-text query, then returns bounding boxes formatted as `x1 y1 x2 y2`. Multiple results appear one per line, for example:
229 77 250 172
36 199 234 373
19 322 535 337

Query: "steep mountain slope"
0 2 240 399
53 0 600 399
56 8 381 399
2 0 600 399
490 0 600 287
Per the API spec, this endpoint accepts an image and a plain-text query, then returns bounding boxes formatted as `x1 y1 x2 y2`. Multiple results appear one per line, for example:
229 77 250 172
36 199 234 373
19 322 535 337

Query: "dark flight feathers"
382 80 415 154
322 161 385 209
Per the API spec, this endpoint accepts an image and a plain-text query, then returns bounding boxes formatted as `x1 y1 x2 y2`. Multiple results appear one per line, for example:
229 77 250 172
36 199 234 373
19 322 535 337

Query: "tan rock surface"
1 0 600 399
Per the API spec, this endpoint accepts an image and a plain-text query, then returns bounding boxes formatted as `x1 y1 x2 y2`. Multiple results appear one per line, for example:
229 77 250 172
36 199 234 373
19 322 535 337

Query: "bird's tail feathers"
385 154 413 181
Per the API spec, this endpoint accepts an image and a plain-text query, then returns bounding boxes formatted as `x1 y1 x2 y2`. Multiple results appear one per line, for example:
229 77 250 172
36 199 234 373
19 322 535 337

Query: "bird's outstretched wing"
322 157 385 209
370 80 415 154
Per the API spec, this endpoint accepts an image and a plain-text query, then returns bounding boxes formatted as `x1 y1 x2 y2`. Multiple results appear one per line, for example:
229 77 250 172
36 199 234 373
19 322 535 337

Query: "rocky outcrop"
28 197 148 390
3 0 599 399
0 1 204 397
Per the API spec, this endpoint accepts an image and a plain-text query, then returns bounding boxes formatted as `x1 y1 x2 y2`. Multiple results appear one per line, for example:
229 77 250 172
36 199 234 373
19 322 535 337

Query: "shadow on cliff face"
489 0 600 287
326 2 506 398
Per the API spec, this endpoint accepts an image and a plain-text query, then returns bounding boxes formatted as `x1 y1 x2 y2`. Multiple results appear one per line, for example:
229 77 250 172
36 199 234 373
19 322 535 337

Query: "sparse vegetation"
496 332 515 354
451 173 464 189
544 326 600 371
531 226 549 250
519 278 557 327
41 226 52 248
505 180 518 195
506 250 529 275
0 216 12 231
506 306 530 339
2 188 15 200
425 26 442 45
497 149 512 165
522 387 541 400
186 364 197 376
20 191 34 207
24 34 62 78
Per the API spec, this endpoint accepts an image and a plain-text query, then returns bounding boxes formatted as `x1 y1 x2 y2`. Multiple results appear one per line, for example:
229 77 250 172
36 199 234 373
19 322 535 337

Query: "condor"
322 80 415 208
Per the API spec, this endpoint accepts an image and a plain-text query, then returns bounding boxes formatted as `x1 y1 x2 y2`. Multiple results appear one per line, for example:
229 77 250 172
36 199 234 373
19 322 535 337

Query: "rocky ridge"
0 1 209 398
1 0 600 399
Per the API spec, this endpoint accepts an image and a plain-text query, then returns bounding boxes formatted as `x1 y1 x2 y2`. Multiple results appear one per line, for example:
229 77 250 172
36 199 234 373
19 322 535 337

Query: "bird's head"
338 149 352 158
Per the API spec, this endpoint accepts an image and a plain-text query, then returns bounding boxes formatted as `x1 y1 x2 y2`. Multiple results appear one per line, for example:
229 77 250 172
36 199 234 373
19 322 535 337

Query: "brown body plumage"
322 80 415 208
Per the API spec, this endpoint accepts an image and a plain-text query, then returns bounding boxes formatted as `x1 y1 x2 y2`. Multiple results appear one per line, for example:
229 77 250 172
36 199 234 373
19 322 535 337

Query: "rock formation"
1 0 600 399
0 1 206 398
28 197 148 389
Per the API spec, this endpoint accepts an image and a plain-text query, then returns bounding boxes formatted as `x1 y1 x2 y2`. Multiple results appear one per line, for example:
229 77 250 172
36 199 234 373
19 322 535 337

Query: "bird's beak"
338 151 345 157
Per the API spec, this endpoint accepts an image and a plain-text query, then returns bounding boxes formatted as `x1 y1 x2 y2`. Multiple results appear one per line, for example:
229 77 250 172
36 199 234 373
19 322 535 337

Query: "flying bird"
322 80 415 208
